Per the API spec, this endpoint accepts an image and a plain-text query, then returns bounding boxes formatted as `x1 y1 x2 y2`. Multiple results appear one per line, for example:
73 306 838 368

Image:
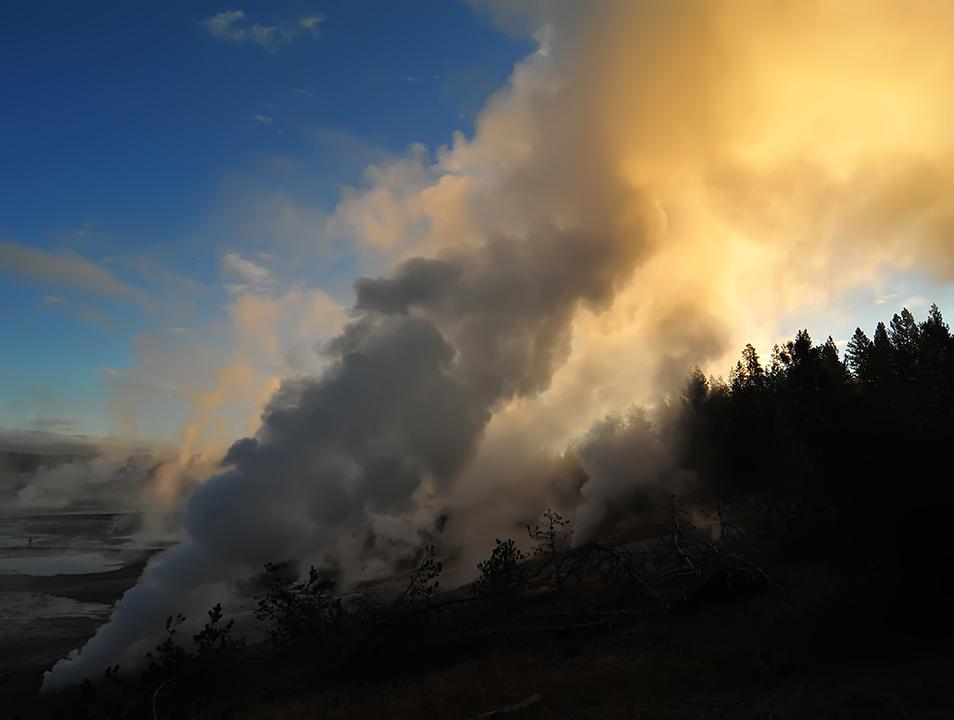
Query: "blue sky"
3 1 954 444
0 1 532 438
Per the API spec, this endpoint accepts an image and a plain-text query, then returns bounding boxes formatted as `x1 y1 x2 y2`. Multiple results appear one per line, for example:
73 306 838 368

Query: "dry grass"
228 582 951 720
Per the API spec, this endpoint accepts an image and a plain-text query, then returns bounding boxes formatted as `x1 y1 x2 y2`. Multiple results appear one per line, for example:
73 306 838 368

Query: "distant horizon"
0 426 180 455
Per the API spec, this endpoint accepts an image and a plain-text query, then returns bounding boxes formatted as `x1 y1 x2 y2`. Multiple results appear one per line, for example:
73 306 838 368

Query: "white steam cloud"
47 0 954 688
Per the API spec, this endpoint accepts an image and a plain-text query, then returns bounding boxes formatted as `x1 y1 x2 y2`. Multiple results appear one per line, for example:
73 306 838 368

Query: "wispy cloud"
307 126 393 169
222 252 274 286
297 15 323 32
38 294 117 331
251 114 274 126
75 219 101 239
121 380 180 397
874 293 898 305
201 10 325 50
0 241 147 304
30 417 79 432
102 366 181 398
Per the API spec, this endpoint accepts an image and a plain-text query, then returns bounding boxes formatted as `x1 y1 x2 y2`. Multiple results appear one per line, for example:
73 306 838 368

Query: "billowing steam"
46 0 954 688
0 430 193 528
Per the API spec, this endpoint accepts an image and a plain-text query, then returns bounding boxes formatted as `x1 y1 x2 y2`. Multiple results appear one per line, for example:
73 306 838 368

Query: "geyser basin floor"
0 512 162 674
0 559 152 670
0 592 112 621
0 551 125 576
0 512 149 549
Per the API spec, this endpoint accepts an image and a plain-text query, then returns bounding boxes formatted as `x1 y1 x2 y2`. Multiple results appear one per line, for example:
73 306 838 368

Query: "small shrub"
528 509 572 592
194 603 241 655
255 562 347 647
145 613 190 676
476 538 529 595
401 545 443 601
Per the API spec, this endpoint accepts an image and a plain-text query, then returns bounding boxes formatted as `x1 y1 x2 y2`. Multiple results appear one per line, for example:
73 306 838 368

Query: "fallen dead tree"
466 693 543 719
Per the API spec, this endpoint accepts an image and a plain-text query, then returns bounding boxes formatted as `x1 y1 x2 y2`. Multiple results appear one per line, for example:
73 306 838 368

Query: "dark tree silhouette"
655 304 954 635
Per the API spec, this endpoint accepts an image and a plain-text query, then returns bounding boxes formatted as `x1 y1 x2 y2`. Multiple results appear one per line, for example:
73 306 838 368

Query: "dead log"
466 693 543 719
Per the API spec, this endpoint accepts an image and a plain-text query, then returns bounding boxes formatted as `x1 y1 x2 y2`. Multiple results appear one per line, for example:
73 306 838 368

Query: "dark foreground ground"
226 562 954 720
2 506 952 720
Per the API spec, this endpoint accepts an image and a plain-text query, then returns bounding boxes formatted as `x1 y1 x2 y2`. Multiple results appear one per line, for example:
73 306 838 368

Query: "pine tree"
873 321 890 349
682 366 709 408
919 303 951 368
924 303 948 332
888 309 921 383
730 344 765 393
819 336 848 383
873 321 891 367
889 308 920 351
791 329 813 365
742 344 765 386
845 327 872 377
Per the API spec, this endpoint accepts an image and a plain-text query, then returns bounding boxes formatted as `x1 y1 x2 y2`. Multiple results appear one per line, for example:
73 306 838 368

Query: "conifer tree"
845 328 872 378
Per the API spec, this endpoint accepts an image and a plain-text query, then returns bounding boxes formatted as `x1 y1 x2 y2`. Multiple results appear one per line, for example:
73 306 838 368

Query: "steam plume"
47 0 954 687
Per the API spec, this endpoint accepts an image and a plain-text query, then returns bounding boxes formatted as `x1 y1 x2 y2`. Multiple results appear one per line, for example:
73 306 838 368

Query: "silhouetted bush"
400 544 443 602
528 509 572 592
193 603 241 656
145 613 190 677
254 562 348 647
476 538 529 595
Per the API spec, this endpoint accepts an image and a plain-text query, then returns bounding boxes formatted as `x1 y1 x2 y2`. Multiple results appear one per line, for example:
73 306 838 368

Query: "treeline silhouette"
663 303 954 629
